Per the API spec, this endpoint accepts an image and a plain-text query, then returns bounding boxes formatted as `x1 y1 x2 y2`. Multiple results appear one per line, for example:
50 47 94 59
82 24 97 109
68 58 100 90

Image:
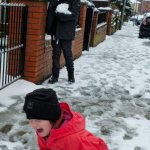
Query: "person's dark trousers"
51 38 74 81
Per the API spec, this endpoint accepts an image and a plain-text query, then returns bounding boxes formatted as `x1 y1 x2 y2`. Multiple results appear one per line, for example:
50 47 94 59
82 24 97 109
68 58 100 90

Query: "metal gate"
0 2 28 90
83 6 94 51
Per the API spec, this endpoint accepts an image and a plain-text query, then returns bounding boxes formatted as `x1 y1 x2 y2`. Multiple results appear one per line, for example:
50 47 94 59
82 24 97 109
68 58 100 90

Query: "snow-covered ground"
0 21 150 150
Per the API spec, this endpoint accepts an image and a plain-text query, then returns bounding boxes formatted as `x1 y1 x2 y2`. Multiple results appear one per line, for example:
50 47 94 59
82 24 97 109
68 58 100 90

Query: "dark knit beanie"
23 88 61 122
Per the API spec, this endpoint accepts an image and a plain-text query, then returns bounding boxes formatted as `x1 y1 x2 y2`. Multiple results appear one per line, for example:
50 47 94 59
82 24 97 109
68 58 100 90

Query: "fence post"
90 10 99 47
71 2 87 58
106 10 113 35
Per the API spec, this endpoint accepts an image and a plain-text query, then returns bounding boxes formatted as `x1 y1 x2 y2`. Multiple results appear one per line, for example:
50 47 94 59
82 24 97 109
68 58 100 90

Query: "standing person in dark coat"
46 0 81 84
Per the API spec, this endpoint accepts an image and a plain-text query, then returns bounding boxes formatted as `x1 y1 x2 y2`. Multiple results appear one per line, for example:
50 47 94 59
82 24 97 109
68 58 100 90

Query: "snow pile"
98 7 112 10
56 3 72 15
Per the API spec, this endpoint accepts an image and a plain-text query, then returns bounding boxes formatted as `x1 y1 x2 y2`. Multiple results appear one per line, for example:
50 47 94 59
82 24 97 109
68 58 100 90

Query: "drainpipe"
119 0 127 30
140 0 143 14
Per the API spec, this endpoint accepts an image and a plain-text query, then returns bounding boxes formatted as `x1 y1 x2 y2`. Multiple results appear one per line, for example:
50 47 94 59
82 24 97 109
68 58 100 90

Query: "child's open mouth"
37 128 43 133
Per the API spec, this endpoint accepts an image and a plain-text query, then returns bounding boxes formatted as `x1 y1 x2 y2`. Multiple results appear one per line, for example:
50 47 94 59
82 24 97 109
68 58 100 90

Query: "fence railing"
0 3 28 90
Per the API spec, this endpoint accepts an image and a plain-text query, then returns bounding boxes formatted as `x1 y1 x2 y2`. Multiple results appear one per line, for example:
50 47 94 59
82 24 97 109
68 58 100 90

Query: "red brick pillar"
79 3 87 31
11 0 50 83
71 2 87 58
106 10 113 35
90 11 99 47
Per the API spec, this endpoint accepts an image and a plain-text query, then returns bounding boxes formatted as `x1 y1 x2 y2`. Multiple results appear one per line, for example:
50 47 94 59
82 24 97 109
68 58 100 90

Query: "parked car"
139 13 150 38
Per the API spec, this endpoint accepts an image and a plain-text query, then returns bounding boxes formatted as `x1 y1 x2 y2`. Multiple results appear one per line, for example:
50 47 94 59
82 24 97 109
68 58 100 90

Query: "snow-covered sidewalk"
0 22 150 150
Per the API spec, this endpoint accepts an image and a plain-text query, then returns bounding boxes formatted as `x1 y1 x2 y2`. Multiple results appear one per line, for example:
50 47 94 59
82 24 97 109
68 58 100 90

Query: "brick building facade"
139 0 150 13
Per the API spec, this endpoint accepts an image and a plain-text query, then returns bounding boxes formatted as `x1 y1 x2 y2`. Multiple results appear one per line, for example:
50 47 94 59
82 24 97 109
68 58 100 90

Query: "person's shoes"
48 77 58 84
68 77 75 83
68 74 75 83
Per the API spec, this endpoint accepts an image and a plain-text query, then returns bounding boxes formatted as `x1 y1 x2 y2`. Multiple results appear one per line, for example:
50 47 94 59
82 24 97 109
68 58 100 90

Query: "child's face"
29 119 53 137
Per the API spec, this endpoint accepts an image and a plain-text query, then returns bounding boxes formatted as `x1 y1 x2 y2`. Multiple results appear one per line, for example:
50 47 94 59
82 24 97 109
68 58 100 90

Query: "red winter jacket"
37 102 108 150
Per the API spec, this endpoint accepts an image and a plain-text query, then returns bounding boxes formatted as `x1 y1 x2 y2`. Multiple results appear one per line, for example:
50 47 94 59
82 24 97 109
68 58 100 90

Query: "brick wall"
139 1 150 13
91 23 107 47
72 3 87 58
90 11 98 47
142 1 150 13
90 11 107 47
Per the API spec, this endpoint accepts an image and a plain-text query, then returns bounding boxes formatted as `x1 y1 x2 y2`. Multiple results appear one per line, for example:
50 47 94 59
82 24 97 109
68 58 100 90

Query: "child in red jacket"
23 88 108 150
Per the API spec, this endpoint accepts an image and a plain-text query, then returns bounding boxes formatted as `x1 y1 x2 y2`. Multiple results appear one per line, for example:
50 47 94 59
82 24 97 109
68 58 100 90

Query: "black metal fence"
0 3 28 90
